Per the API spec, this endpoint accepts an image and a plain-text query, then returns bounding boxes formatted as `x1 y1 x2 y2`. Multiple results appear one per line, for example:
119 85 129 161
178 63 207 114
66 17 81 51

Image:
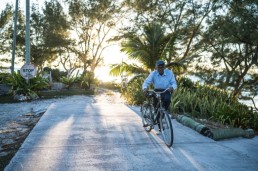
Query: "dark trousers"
153 89 171 111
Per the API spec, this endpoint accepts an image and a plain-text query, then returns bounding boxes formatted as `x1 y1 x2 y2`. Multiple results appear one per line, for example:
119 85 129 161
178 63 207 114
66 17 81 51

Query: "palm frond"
166 61 187 75
109 62 148 76
126 74 147 85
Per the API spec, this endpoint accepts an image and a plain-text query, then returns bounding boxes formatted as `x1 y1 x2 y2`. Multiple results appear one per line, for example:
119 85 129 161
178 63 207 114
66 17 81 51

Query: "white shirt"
142 69 177 90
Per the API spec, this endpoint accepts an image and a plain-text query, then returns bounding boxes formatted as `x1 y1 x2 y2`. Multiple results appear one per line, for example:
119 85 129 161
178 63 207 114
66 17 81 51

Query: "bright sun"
95 45 127 83
94 66 118 83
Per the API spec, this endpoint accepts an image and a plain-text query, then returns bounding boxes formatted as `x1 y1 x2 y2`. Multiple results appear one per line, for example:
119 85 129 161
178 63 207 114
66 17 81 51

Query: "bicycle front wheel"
141 103 153 132
159 110 174 147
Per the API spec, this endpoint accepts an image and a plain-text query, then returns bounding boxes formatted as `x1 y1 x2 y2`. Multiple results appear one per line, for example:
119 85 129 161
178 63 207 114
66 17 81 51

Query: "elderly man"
142 60 177 111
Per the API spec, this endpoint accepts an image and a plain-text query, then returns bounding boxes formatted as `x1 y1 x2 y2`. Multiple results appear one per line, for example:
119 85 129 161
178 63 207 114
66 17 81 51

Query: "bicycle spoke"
141 89 174 147
141 103 153 132
160 111 174 147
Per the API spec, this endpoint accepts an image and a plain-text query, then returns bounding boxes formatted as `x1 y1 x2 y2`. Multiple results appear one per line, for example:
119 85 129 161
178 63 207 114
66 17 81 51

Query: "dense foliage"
121 74 146 105
172 78 258 130
4 72 49 99
122 76 258 131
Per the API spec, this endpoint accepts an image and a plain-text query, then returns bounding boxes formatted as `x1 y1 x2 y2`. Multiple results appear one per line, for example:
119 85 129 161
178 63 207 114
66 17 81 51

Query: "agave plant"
5 72 49 100
171 78 258 131
60 76 76 89
80 71 96 89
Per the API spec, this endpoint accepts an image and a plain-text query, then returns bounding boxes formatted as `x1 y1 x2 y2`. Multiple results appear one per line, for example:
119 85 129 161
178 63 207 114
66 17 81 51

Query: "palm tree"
110 23 186 104
109 62 147 77
110 23 185 77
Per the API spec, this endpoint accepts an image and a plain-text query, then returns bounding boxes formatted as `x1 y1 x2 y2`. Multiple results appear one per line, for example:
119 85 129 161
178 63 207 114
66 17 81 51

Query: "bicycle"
141 88 174 147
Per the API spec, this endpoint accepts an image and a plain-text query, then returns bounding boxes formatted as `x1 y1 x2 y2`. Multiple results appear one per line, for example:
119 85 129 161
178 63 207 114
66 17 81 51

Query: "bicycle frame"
146 88 170 125
141 88 174 147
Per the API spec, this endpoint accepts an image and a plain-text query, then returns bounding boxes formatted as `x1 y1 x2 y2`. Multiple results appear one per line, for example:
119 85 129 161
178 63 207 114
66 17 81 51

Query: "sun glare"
94 45 127 83
95 66 119 83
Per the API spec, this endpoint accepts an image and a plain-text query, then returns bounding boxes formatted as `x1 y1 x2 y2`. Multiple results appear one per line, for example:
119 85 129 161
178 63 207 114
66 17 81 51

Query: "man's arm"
169 70 177 91
142 72 154 90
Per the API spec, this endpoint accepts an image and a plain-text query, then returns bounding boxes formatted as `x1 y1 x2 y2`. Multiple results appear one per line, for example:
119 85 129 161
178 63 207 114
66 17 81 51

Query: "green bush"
51 69 67 82
171 83 258 131
122 74 146 105
0 73 10 84
120 74 258 131
177 76 196 90
60 76 77 89
5 72 49 100
80 72 95 89
98 81 119 90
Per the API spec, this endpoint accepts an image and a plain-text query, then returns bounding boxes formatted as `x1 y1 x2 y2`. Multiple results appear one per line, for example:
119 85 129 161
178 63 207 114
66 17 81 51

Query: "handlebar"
151 88 170 94
145 88 171 98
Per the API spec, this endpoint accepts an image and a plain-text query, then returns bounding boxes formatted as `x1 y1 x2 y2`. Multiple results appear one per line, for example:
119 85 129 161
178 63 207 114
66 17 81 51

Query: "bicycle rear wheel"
141 103 153 132
159 110 174 147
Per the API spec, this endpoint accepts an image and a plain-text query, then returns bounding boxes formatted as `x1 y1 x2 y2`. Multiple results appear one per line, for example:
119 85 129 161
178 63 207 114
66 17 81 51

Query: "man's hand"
169 87 174 93
143 88 148 96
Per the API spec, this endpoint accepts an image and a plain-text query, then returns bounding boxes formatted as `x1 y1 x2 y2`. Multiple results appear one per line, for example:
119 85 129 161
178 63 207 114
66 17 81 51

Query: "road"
4 93 258 171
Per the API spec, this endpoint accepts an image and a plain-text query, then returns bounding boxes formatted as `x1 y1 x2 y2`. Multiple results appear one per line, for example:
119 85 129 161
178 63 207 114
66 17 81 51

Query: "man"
142 60 177 111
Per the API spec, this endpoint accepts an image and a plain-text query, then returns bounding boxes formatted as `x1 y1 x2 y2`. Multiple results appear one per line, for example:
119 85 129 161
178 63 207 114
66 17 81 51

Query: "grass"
0 94 19 103
39 89 94 99
0 89 95 103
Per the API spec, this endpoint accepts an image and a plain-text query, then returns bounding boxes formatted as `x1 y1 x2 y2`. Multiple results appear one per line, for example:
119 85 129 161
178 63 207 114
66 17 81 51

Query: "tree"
0 4 13 55
0 4 13 71
65 0 123 75
57 50 80 78
199 0 258 97
122 23 177 70
0 3 26 71
110 23 184 77
30 0 71 71
123 0 222 66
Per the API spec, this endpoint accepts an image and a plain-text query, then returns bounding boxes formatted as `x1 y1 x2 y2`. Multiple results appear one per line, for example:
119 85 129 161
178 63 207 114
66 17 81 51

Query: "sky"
0 0 41 11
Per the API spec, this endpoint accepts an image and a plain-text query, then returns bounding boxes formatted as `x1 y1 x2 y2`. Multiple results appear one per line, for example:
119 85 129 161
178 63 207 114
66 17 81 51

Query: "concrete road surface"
5 96 258 171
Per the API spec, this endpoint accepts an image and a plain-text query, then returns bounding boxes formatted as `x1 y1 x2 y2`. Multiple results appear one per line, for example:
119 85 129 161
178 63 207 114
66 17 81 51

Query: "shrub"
51 69 67 82
60 76 77 89
171 83 258 131
122 74 146 105
177 76 196 90
98 81 119 90
5 72 49 100
120 74 258 131
0 73 11 84
80 72 95 89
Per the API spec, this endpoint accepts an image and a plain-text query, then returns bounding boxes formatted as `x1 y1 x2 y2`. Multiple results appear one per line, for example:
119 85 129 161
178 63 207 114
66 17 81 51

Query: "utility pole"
25 0 30 64
20 0 36 81
11 0 19 74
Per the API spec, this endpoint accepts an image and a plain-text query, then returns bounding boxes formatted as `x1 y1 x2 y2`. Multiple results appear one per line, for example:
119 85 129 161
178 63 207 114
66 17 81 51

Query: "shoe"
155 129 161 135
